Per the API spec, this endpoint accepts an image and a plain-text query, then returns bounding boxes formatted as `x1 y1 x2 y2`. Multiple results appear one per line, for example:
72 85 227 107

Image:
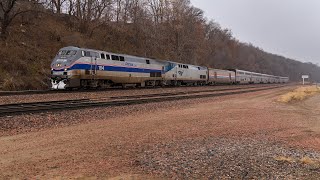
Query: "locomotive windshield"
57 50 77 58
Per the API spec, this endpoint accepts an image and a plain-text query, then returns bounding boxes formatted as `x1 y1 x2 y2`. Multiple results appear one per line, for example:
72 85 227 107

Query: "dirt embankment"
0 86 320 179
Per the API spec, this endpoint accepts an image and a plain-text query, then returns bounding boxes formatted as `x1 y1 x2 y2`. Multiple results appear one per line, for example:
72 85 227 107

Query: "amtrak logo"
178 71 184 76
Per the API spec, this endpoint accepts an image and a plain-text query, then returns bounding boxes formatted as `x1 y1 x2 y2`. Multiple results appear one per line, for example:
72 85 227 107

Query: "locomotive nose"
51 60 71 71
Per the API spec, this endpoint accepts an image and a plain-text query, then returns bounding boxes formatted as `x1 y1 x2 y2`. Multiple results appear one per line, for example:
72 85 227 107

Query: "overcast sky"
190 0 320 64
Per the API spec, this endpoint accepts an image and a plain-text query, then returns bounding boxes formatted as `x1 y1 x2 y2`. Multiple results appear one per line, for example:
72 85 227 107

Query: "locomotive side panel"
163 63 207 85
51 47 167 89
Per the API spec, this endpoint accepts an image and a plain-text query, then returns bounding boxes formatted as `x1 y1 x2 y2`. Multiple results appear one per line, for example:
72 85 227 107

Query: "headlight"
64 68 67 71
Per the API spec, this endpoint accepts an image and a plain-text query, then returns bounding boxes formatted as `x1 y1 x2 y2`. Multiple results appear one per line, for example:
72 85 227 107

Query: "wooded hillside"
0 0 319 90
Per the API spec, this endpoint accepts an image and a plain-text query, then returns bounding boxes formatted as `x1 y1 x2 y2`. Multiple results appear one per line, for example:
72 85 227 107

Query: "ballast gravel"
134 137 320 179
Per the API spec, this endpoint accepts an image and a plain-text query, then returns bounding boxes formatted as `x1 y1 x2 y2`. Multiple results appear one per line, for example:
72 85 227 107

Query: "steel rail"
0 85 285 117
0 83 285 97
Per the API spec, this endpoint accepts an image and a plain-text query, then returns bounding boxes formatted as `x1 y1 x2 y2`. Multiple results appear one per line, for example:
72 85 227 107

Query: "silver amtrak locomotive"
51 46 208 89
50 46 289 89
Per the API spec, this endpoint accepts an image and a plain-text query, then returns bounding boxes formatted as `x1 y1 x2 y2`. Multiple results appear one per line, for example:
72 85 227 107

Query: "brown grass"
278 86 320 103
274 156 295 163
300 157 320 165
275 156 320 167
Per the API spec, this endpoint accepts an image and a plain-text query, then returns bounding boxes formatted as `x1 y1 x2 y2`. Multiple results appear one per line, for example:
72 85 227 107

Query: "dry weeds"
274 156 320 167
274 156 295 163
300 157 320 166
278 85 320 103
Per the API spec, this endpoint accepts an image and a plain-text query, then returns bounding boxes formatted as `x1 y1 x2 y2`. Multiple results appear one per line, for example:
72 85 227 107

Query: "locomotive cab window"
67 50 76 56
58 50 77 57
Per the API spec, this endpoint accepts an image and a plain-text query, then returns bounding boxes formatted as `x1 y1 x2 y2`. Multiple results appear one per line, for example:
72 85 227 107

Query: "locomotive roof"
60 46 207 68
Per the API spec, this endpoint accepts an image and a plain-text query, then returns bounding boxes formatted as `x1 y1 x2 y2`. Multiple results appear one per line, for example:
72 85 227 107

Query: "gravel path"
134 137 320 179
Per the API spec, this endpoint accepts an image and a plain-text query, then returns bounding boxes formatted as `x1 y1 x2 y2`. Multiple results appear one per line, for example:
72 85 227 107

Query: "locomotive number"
98 66 105 71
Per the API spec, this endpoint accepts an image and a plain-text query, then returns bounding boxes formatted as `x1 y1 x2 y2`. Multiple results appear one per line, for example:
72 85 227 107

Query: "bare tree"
0 0 34 40
66 0 74 15
114 0 121 22
51 0 67 14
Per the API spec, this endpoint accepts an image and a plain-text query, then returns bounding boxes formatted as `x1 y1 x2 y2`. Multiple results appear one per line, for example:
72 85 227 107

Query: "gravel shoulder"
0 86 320 179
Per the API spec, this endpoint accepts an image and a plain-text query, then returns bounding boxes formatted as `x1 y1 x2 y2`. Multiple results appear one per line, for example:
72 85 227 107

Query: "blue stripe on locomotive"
54 64 162 74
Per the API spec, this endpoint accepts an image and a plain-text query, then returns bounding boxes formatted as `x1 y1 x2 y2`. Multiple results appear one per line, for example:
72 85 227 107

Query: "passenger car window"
101 53 105 59
120 56 125 61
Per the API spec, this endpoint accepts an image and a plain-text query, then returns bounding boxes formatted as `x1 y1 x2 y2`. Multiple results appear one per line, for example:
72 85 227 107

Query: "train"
50 46 289 90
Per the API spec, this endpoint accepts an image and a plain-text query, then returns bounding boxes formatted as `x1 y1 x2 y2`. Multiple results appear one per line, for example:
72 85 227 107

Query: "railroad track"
0 83 284 97
0 88 137 96
108 84 277 100
0 84 278 106
0 85 285 117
